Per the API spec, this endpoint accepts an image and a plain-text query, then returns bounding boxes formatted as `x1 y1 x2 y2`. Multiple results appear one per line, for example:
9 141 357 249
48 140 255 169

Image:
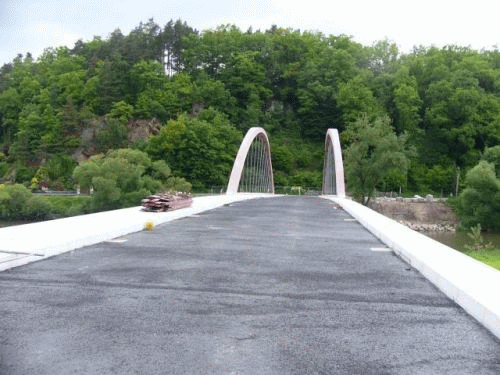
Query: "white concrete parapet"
323 196 500 340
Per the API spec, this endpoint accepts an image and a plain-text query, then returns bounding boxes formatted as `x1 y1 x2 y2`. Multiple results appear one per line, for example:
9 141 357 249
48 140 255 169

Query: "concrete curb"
0 193 274 272
322 196 500 340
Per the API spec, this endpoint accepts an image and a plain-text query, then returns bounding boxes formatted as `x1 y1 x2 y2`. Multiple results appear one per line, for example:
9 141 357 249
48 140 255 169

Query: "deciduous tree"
343 115 410 205
72 148 190 210
147 109 241 189
457 160 500 230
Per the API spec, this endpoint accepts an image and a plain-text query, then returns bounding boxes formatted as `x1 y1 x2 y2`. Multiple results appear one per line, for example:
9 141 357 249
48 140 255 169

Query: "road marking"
106 239 128 243
0 249 44 256
207 225 223 230
370 247 392 252
0 253 28 264
344 218 357 222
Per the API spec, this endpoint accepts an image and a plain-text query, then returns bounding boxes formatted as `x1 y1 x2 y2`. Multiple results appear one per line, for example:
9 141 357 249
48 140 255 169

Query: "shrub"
464 224 494 253
39 195 92 217
457 161 500 230
0 162 9 177
0 184 50 220
289 170 322 188
91 176 121 210
14 165 35 184
73 148 191 210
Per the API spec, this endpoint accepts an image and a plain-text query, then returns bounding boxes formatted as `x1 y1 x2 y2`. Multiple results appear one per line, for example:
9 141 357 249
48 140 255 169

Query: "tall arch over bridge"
227 127 274 194
322 128 346 197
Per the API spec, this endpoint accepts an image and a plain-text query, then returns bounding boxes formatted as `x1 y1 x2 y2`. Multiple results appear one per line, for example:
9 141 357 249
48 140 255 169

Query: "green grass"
465 249 500 270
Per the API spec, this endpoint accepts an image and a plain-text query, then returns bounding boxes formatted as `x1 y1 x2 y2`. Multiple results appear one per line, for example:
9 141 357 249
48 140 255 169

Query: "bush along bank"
0 184 93 221
0 184 51 220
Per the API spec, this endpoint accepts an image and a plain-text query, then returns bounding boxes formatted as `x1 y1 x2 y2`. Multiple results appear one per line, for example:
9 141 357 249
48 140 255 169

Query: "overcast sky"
1 0 499 66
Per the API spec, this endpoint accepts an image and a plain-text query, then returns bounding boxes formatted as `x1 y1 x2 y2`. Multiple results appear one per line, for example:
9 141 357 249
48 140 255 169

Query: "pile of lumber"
141 193 193 212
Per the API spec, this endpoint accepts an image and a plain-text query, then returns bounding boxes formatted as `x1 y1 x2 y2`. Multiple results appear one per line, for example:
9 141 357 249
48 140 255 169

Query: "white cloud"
0 0 499 66
26 22 81 58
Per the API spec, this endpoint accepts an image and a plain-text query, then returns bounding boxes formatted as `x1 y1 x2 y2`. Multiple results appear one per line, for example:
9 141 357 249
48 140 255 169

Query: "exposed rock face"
127 118 162 144
72 118 163 164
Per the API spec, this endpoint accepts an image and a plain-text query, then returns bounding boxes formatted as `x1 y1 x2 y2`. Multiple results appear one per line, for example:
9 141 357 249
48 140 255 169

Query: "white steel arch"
322 128 346 197
227 127 274 194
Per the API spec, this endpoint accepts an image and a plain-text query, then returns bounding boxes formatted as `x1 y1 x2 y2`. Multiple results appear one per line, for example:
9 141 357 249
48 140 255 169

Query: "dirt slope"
368 198 459 231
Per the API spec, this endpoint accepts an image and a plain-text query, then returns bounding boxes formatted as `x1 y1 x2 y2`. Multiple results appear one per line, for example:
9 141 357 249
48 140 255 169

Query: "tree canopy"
343 115 410 205
0 18 499 198
456 146 500 230
72 148 190 209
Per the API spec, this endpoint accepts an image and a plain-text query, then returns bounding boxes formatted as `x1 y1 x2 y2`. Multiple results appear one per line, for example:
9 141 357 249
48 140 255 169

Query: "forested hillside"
1 18 499 196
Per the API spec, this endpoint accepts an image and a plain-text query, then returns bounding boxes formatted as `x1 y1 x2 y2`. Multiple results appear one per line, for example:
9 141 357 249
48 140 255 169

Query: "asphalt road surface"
1 196 499 374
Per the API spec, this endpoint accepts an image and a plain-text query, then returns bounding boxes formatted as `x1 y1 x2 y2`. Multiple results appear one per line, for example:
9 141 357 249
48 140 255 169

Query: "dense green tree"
337 75 385 125
71 35 106 60
55 70 86 106
366 39 399 75
0 87 21 142
289 170 322 188
483 145 500 176
343 115 410 205
191 72 236 116
260 28 309 106
219 51 272 128
161 19 198 76
133 89 168 120
147 108 242 189
58 97 80 139
182 25 248 77
10 104 46 165
122 18 163 64
96 54 131 114
295 35 364 140
130 60 166 94
392 66 422 136
457 161 500 230
2 17 500 202
108 100 134 122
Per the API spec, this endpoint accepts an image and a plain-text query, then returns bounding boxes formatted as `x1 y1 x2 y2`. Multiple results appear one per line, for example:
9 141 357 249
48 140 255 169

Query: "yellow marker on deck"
144 220 155 232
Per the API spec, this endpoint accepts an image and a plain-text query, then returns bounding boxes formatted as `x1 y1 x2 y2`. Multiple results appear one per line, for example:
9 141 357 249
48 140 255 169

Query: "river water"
425 231 500 252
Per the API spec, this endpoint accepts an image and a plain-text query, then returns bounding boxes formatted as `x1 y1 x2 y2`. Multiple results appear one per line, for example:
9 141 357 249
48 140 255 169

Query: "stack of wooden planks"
141 193 193 212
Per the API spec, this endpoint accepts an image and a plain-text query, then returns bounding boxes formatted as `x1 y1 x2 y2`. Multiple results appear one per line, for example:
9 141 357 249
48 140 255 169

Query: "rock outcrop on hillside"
73 118 162 164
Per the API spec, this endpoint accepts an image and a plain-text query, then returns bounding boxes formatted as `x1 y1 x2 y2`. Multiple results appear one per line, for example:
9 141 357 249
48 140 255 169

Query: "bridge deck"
1 196 499 374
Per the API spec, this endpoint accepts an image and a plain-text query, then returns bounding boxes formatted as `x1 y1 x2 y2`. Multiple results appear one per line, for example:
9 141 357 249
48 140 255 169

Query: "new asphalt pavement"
1 196 499 374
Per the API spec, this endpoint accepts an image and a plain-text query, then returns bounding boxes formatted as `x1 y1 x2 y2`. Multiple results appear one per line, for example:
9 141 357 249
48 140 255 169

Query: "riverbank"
368 197 459 232
368 197 500 270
